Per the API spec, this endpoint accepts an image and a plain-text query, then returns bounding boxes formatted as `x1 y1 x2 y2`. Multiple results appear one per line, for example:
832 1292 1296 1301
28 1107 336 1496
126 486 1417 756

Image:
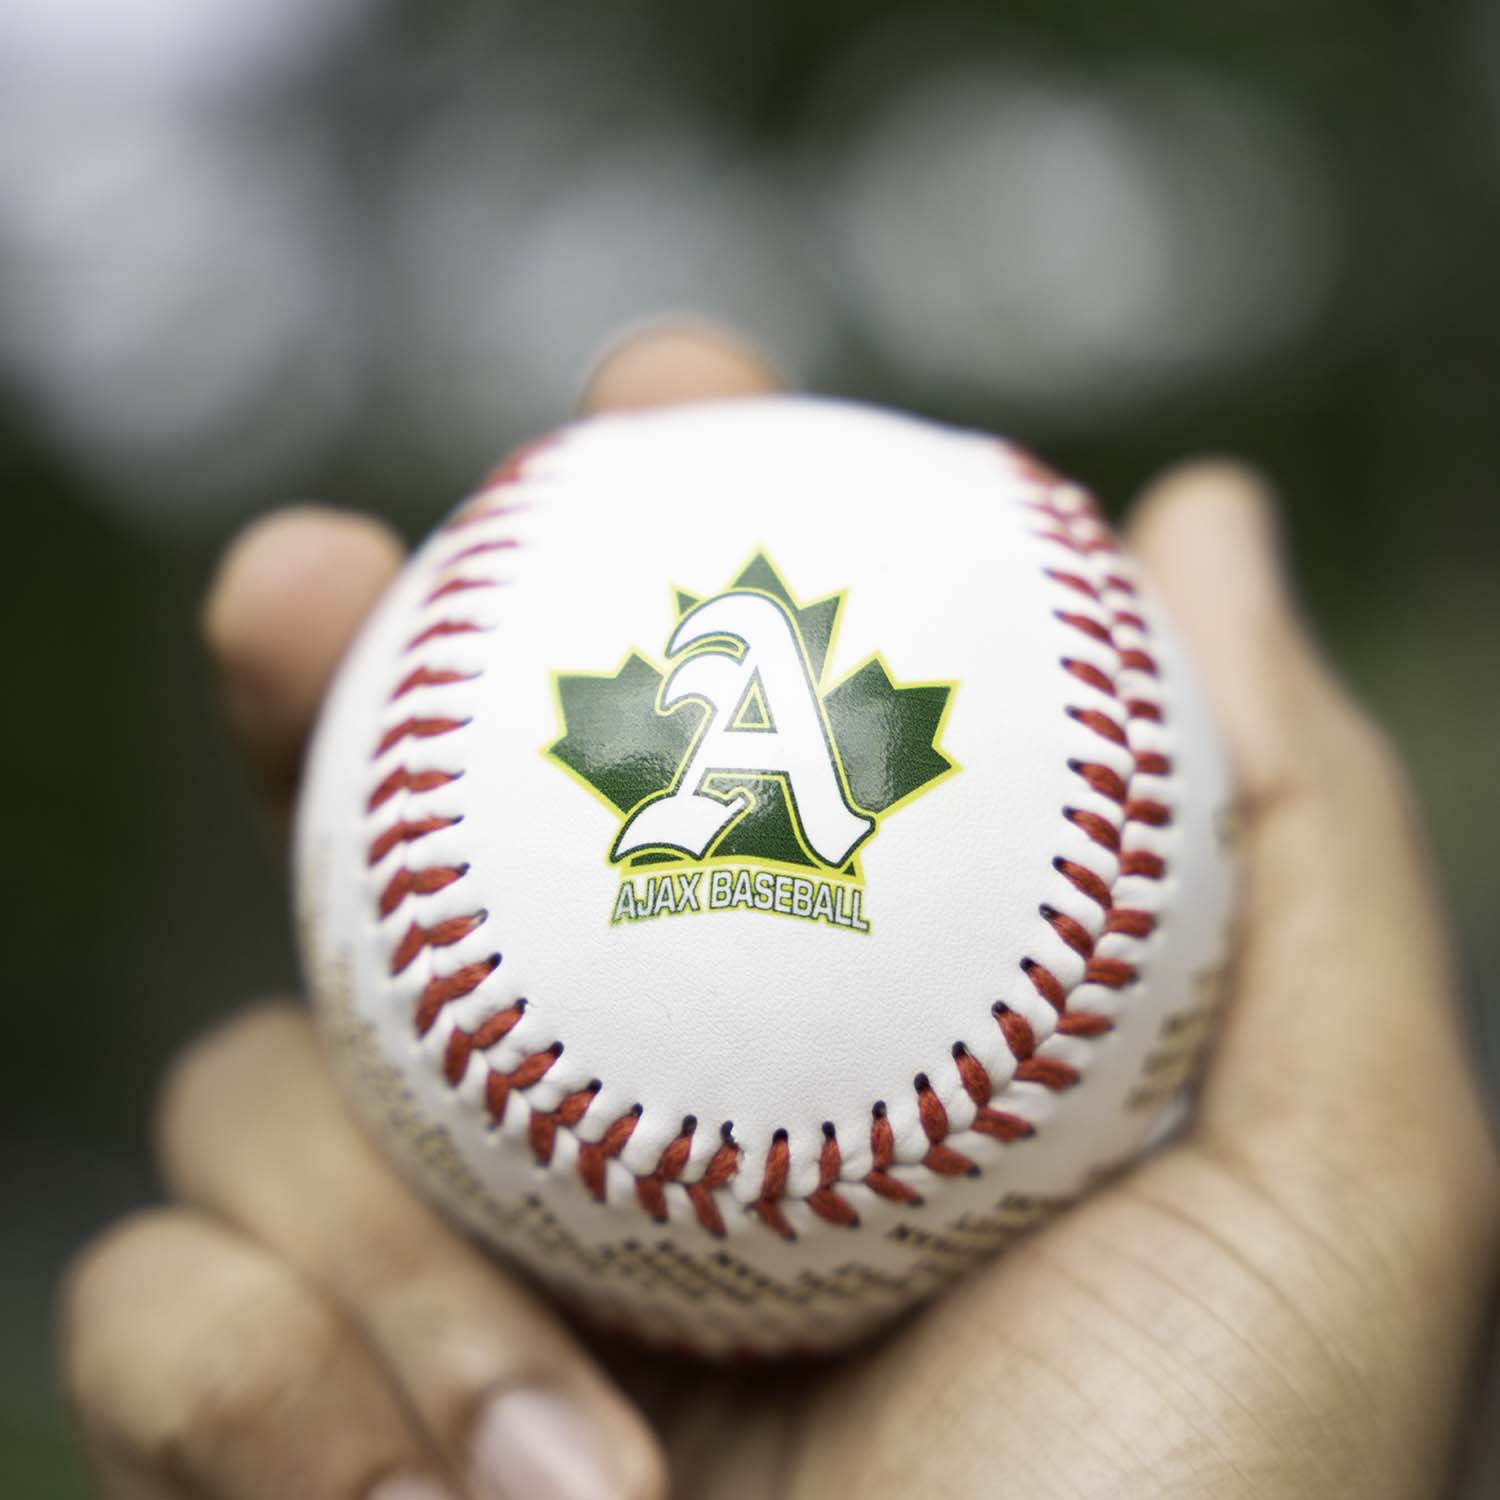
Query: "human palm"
63 328 1497 1500
608 1131 1487 1498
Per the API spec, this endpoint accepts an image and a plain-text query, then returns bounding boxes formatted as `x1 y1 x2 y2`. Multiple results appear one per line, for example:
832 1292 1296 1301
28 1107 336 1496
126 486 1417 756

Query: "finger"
579 318 785 414
157 1004 665 1500
203 507 405 821
207 322 779 822
62 1208 456 1500
1125 464 1497 1223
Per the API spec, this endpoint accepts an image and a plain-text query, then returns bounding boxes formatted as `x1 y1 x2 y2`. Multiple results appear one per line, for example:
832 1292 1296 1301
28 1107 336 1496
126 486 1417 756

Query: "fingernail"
577 317 782 415
368 1476 461 1500
471 1388 624 1500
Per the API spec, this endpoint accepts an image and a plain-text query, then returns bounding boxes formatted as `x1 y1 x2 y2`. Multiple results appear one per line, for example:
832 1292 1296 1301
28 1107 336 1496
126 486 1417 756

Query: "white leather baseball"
295 396 1235 1356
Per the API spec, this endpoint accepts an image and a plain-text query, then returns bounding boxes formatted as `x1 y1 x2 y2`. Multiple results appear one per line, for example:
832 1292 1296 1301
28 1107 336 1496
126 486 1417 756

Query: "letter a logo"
547 551 958 926
613 590 874 866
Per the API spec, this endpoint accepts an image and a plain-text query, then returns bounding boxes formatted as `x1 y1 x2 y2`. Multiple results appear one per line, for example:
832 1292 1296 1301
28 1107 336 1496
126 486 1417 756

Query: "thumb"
1126 462 1495 1227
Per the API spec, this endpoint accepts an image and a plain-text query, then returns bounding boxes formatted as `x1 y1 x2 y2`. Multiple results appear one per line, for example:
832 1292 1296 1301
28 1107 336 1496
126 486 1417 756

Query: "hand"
60 325 1500 1500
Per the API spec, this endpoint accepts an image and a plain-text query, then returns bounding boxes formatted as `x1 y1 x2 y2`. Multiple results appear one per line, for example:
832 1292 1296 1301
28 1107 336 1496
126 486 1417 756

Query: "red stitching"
390 912 487 975
1067 706 1129 748
407 620 487 652
529 1087 595 1165
362 442 1174 1239
864 1102 923 1205
994 1003 1037 1053
478 435 557 492
577 1109 640 1203
416 955 500 1035
1063 658 1115 695
754 1132 797 1240
1084 957 1135 988
1064 807 1121 853
953 1043 1035 1142
918 1075 978 1177
441 538 519 567
1010 478 1175 1060
392 666 476 701
1015 1056 1081 1088
1057 1011 1114 1038
1055 609 1113 644
1069 761 1128 803
691 1138 740 1235
378 863 467 918
367 767 460 813
474 1002 525 1048
425 577 497 605
807 1126 860 1228
376 717 469 756
1045 569 1100 601
1054 855 1112 908
1040 904 1095 958
1105 908 1155 938
367 815 460 865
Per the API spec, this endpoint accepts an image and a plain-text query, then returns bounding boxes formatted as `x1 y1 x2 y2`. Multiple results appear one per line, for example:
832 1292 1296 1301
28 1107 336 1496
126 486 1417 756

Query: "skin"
59 323 1500 1500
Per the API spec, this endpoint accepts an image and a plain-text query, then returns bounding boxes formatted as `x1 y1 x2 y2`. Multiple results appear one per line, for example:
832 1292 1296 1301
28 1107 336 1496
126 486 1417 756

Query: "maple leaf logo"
546 553 957 929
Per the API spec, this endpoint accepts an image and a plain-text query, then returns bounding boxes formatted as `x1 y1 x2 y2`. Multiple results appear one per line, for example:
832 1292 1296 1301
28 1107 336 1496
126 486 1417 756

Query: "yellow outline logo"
545 551 958 932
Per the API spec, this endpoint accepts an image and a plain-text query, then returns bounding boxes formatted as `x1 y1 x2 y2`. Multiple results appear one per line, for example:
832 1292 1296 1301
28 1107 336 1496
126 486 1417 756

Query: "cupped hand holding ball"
60 326 1499 1500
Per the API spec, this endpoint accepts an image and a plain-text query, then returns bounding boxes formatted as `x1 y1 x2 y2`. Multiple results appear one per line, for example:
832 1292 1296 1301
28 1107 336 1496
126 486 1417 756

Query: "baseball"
295 396 1235 1357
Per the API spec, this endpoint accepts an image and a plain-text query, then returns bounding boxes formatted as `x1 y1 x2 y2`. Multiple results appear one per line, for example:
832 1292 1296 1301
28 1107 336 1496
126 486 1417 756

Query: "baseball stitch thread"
363 440 1173 1241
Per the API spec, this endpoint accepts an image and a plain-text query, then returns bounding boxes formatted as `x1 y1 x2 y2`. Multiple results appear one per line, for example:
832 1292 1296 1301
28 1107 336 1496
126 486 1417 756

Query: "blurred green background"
4 0 1498 1493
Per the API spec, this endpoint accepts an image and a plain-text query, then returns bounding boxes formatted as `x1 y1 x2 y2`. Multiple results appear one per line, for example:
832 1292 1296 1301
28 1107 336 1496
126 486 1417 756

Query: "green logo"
546 552 957 932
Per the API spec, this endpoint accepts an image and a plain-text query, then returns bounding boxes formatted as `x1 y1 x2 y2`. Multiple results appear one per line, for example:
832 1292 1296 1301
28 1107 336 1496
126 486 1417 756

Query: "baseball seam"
362 437 1173 1241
